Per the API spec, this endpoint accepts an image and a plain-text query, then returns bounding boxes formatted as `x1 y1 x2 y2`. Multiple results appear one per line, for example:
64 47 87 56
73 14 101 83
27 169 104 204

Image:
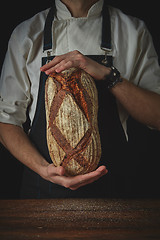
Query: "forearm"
111 78 160 130
0 123 49 178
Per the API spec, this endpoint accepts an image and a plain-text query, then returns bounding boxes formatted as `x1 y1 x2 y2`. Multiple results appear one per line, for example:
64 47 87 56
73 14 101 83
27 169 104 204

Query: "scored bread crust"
45 68 101 176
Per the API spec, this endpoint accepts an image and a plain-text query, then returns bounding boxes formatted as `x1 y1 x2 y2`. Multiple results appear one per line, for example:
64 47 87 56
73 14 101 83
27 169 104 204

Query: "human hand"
42 164 108 190
40 50 110 80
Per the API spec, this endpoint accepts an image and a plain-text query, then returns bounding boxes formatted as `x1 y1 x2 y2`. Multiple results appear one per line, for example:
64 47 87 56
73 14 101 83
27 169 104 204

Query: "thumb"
53 166 65 176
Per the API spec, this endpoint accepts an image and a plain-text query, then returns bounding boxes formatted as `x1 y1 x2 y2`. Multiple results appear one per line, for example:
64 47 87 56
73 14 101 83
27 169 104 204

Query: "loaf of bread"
45 67 101 176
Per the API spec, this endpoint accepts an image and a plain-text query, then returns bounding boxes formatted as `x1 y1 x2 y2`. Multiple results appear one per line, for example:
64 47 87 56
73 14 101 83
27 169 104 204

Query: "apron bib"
20 1 128 198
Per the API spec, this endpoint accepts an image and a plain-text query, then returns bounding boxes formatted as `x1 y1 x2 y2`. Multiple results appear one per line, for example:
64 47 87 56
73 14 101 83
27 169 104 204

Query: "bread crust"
45 68 101 176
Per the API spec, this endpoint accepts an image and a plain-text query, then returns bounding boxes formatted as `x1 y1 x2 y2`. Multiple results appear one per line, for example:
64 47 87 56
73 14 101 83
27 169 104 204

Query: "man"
0 0 160 198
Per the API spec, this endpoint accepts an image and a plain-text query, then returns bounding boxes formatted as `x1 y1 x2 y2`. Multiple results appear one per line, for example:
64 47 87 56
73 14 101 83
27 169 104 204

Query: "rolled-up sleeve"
130 23 160 94
112 13 160 137
0 29 31 127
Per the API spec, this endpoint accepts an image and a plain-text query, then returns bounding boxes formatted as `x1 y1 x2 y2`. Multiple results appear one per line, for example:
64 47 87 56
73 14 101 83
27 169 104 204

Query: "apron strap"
43 0 56 52
101 1 112 52
43 0 112 57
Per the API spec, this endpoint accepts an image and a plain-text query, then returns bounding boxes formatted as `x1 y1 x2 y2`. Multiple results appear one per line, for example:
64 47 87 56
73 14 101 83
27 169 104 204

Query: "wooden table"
0 199 160 240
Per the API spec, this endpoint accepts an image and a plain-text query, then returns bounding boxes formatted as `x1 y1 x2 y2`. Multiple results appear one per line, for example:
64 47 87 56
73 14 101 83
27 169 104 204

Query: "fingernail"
55 69 60 73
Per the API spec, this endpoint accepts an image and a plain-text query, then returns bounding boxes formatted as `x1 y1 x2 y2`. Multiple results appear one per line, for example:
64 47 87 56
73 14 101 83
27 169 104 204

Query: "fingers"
41 59 74 75
48 165 108 190
51 60 73 74
40 50 110 80
69 166 108 190
40 50 85 75
40 55 64 72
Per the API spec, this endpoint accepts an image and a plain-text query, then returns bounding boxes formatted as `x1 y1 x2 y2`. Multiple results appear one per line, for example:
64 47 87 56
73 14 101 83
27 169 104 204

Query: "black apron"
20 1 128 199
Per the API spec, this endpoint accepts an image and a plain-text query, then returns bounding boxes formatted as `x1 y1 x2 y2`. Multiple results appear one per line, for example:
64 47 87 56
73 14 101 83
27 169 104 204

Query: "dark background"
0 0 160 199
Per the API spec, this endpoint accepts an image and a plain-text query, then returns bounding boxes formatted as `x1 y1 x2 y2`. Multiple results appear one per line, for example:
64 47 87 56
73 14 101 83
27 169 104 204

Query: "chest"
52 17 104 55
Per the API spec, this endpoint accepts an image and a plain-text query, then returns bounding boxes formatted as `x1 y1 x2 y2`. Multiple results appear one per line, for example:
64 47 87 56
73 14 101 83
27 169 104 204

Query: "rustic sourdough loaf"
45 67 101 176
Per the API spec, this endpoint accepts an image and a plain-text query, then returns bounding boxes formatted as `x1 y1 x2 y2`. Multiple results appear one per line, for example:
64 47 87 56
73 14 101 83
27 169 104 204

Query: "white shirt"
0 0 160 138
